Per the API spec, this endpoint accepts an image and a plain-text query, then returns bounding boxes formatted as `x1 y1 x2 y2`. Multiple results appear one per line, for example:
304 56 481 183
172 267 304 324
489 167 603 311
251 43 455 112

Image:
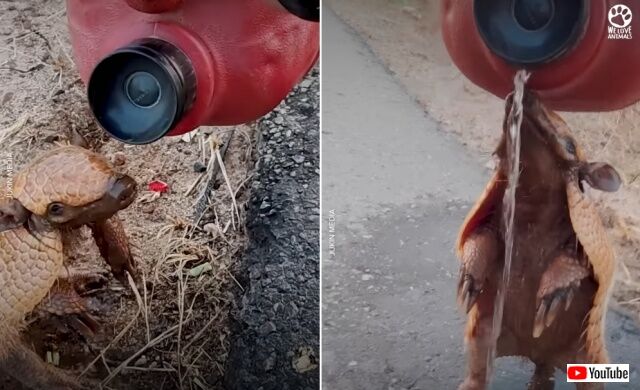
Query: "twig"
182 311 221 352
0 64 44 73
176 256 189 389
619 297 640 306
620 261 633 283
216 146 240 230
0 115 28 145
192 130 234 219
101 324 181 386
79 272 142 378
142 273 151 344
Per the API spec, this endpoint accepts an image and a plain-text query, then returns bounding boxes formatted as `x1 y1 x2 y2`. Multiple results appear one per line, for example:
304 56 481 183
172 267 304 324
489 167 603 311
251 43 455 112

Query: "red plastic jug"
66 0 319 144
442 0 640 112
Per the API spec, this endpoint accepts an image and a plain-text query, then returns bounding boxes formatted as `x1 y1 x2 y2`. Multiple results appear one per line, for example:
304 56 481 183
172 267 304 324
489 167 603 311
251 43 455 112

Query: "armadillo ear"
579 162 622 192
0 198 30 232
69 128 89 149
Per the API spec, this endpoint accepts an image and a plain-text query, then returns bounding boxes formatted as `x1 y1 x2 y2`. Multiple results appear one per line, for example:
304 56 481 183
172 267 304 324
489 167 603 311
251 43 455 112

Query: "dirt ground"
0 1 254 388
327 0 640 321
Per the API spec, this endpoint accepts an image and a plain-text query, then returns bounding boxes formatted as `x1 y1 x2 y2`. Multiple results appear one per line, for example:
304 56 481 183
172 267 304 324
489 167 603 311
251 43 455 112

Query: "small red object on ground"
148 180 169 193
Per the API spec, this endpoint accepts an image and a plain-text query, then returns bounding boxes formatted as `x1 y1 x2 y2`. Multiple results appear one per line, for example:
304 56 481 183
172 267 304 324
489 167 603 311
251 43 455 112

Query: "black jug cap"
474 0 588 66
277 0 319 22
88 38 196 145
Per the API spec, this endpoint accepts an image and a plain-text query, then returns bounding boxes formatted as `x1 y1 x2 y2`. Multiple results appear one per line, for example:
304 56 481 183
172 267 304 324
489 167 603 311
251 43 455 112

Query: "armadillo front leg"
458 227 500 313
533 252 590 338
89 215 137 284
458 227 500 390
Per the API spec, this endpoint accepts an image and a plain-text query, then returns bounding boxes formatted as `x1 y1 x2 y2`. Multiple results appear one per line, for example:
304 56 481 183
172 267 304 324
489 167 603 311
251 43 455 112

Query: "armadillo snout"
56 174 138 228
108 175 137 209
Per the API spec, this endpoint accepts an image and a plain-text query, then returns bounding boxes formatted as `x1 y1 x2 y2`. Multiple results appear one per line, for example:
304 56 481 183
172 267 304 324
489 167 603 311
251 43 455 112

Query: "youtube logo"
568 366 588 380
567 364 630 382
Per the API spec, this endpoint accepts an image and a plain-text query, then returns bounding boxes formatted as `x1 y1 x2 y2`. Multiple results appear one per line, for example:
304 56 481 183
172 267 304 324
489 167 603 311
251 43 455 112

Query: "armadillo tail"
583 287 610 363
566 182 614 364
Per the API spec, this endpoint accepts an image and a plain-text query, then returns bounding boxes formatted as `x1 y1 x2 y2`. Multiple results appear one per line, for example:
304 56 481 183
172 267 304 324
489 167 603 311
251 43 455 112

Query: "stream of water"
486 69 531 385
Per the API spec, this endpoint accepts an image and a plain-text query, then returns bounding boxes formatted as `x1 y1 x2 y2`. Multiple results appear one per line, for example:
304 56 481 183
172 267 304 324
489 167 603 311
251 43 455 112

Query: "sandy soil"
327 0 640 320
0 1 253 388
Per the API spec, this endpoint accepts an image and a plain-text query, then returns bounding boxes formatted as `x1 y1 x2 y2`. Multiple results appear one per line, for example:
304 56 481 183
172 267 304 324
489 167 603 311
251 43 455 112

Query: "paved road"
226 69 319 389
321 8 640 390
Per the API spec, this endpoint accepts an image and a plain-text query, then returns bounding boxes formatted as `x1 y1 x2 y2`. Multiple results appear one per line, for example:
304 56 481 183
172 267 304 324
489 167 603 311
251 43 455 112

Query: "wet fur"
457 92 617 389
487 121 596 362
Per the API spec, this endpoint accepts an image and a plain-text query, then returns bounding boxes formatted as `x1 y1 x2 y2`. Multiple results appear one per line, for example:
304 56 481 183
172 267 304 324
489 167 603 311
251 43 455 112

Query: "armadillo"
456 91 621 390
0 145 137 390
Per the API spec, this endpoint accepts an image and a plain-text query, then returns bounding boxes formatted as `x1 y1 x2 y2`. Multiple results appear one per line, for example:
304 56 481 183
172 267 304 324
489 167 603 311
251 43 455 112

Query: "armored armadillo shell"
12 146 115 216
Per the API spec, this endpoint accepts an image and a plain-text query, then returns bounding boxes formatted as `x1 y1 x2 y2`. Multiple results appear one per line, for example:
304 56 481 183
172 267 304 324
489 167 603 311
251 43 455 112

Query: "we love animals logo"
608 4 633 39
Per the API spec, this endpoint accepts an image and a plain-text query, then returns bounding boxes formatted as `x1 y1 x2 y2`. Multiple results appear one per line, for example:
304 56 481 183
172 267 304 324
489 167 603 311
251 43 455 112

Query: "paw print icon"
608 4 633 28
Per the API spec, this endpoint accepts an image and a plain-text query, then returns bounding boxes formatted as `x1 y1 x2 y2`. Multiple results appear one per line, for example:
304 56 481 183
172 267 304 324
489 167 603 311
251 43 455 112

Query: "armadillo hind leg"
1 342 83 390
35 276 102 337
527 363 555 390
533 252 590 338
88 215 137 284
459 283 499 390
575 382 604 390
55 267 109 293
458 227 500 313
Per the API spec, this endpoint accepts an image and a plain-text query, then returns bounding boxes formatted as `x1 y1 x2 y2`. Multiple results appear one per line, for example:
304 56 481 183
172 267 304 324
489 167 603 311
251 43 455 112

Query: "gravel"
225 68 320 390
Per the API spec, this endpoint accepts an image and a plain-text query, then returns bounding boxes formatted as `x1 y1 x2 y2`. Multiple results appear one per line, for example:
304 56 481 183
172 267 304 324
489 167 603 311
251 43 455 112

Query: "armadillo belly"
0 227 63 324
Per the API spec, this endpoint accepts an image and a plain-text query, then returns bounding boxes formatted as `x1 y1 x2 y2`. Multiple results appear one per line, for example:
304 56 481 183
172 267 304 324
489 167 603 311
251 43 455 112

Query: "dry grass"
80 128 254 389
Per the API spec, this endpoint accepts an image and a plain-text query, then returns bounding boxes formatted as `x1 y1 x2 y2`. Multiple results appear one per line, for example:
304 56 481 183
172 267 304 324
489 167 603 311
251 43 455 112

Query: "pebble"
141 204 156 214
299 79 313 89
203 223 217 235
193 161 207 173
259 321 277 335
112 152 127 166
1 92 14 105
134 356 148 366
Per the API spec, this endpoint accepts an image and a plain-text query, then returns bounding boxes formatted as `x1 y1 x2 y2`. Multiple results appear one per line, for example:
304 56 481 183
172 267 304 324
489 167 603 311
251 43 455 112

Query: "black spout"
278 0 319 22
473 0 588 66
88 38 196 145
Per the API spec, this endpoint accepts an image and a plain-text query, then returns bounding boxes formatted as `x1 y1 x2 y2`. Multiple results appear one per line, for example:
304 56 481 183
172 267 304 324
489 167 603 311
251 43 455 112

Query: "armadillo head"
498 90 622 194
0 146 137 233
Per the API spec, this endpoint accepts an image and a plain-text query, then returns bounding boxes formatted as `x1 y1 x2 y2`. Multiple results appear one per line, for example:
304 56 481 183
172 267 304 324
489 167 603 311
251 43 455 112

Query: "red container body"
66 0 319 136
441 0 640 111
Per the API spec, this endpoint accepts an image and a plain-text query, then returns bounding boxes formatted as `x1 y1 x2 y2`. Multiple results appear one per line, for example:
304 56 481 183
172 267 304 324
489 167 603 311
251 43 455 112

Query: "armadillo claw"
60 268 109 294
534 252 588 337
533 286 578 338
458 273 482 313
457 228 499 313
